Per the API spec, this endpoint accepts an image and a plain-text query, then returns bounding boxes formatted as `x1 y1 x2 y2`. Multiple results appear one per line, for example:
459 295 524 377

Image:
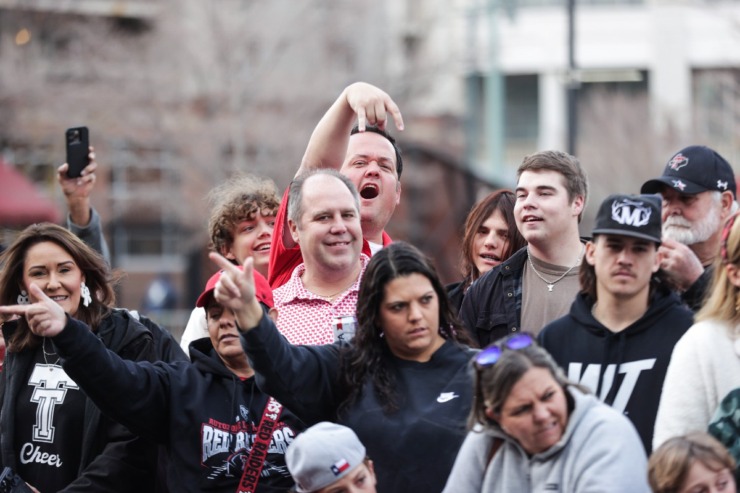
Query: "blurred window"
693 68 740 161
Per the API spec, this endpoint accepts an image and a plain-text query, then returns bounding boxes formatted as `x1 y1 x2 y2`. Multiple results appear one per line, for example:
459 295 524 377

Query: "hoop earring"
80 282 92 307
17 290 29 305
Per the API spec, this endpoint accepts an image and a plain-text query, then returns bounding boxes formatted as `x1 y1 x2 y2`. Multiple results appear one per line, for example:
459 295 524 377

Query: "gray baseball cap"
286 422 366 493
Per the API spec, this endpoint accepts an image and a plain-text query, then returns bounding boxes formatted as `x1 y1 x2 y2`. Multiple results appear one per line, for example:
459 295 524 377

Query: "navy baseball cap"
593 194 662 244
287 422 367 493
641 145 736 198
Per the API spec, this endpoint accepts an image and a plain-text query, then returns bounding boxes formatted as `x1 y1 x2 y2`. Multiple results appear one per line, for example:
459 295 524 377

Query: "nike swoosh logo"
437 392 459 403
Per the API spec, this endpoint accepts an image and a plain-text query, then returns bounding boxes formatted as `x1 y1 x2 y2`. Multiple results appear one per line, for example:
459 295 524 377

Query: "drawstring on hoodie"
227 376 257 455
602 332 628 406
591 303 627 406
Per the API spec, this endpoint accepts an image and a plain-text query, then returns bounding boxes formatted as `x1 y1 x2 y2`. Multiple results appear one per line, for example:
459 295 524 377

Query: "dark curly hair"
338 242 473 415
206 174 280 255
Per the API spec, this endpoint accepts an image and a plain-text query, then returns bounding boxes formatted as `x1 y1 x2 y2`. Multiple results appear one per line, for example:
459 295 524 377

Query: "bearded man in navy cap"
641 145 738 311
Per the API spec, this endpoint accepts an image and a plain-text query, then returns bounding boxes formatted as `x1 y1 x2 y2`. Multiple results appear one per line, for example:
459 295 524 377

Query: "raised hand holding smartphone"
64 126 90 178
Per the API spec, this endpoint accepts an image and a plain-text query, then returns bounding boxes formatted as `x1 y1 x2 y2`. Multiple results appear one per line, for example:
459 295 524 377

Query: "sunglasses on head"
474 333 534 368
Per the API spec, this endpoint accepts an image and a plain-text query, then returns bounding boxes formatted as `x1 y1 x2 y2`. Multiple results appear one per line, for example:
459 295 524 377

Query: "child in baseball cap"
286 422 377 493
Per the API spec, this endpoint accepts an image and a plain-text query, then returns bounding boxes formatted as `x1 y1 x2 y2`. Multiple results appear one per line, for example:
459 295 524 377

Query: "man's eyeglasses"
474 333 534 368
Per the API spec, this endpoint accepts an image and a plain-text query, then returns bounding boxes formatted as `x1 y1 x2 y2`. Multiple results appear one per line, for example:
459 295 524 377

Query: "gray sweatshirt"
443 387 650 493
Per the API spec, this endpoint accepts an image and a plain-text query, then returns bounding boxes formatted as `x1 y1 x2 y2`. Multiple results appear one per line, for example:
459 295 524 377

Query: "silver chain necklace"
42 337 61 368
527 246 584 292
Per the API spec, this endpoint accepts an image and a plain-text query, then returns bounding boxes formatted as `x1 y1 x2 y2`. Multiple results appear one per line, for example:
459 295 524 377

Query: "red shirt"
267 188 392 289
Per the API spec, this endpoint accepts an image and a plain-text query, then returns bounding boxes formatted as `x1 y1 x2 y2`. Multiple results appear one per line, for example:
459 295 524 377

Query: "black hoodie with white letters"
538 290 693 453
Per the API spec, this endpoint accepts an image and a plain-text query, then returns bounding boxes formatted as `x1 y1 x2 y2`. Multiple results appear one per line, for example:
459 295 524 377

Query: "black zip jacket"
459 247 528 348
538 290 693 453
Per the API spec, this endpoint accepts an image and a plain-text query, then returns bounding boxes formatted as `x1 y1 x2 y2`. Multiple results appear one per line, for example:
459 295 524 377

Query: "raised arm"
58 146 111 263
210 252 342 423
210 252 263 329
297 82 404 177
0 284 173 440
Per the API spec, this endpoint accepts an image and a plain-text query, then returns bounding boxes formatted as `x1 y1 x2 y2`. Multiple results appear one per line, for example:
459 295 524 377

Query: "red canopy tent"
0 159 61 226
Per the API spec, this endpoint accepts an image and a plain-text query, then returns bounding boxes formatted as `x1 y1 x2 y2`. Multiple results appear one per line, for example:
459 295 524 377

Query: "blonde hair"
696 213 740 327
648 432 735 493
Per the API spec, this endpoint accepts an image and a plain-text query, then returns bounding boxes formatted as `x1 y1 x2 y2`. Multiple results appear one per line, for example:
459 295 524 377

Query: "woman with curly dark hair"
208 241 476 493
0 223 159 492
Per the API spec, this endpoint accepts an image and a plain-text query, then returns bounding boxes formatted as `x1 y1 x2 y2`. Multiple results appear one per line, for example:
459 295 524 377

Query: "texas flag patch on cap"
330 458 350 476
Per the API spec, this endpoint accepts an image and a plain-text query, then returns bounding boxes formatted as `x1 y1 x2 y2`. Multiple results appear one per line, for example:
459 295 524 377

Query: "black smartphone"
65 126 90 178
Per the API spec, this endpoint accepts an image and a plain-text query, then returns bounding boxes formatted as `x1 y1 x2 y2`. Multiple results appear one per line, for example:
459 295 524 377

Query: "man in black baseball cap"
641 145 737 311
539 194 694 453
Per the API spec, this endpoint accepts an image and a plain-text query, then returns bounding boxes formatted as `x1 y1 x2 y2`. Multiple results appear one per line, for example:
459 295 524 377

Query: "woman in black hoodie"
0 223 159 492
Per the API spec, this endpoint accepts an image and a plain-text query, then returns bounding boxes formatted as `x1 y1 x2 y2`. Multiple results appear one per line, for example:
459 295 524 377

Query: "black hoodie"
0 310 158 492
538 290 693 453
51 317 305 493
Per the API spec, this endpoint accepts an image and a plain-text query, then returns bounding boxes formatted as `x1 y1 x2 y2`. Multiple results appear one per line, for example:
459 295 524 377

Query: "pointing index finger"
0 304 31 317
387 100 404 131
28 283 51 302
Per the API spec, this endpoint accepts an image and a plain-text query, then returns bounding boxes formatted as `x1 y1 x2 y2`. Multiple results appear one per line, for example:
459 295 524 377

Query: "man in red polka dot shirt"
272 169 368 345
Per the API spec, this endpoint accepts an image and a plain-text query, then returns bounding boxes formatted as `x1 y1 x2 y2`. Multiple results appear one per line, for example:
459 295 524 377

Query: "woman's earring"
16 290 29 305
80 282 92 307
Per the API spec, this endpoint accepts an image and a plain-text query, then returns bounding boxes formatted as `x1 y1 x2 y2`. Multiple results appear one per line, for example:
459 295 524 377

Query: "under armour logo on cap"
641 145 736 198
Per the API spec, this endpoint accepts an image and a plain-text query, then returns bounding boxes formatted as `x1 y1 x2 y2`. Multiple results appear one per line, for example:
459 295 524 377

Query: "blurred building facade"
396 0 740 221
1 0 739 335
0 0 491 336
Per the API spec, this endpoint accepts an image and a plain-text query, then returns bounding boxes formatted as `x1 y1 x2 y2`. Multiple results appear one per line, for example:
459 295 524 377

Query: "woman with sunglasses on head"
208 241 476 493
654 213 740 451
443 334 650 493
447 190 526 314
0 223 160 492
